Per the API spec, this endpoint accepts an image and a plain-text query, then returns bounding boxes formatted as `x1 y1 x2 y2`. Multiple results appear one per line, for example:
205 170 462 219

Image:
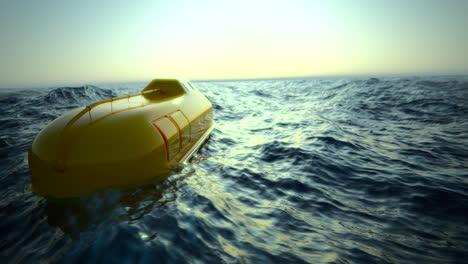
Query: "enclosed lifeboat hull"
28 79 214 198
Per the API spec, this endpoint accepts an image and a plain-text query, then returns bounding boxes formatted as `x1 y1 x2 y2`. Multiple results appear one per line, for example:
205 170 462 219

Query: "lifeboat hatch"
152 110 190 161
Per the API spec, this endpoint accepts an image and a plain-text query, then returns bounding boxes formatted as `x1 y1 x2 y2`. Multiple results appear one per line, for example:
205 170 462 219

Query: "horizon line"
1 72 468 89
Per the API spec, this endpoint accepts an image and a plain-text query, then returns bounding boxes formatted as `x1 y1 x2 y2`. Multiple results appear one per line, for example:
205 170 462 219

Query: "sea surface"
1 76 467 263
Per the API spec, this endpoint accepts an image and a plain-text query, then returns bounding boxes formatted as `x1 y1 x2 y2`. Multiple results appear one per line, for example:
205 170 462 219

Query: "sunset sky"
1 0 467 87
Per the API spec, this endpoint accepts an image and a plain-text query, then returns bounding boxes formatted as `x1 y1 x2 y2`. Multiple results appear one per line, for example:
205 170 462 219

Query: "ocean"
1 76 467 263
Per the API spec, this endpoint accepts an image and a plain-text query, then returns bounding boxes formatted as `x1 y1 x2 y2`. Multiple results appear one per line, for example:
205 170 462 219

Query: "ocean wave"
44 85 116 106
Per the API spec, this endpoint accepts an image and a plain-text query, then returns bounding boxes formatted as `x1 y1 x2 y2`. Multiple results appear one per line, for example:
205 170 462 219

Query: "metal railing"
72 89 160 127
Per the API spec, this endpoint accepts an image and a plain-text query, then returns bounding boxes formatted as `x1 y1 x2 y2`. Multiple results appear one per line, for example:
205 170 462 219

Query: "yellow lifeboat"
28 78 214 198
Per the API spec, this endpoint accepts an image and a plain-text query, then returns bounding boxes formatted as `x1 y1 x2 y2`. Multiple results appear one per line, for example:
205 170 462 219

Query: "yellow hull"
28 79 214 198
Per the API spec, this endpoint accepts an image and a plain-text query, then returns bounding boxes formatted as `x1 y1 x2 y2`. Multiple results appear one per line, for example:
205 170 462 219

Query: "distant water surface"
1 76 468 263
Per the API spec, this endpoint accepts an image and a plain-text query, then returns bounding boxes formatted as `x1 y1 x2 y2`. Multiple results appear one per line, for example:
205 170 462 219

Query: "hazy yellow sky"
0 0 467 87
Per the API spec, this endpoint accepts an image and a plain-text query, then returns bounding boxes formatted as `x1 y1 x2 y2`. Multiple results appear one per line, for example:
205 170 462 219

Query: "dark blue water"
1 76 468 263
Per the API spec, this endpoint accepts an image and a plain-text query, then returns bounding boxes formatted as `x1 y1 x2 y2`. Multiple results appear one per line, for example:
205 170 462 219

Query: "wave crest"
44 85 116 105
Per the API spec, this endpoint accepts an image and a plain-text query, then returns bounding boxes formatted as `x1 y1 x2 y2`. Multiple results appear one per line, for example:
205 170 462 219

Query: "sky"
0 0 467 87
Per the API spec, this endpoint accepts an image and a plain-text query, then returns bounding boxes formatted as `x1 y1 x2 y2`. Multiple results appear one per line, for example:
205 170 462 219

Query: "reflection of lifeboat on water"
28 79 214 198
